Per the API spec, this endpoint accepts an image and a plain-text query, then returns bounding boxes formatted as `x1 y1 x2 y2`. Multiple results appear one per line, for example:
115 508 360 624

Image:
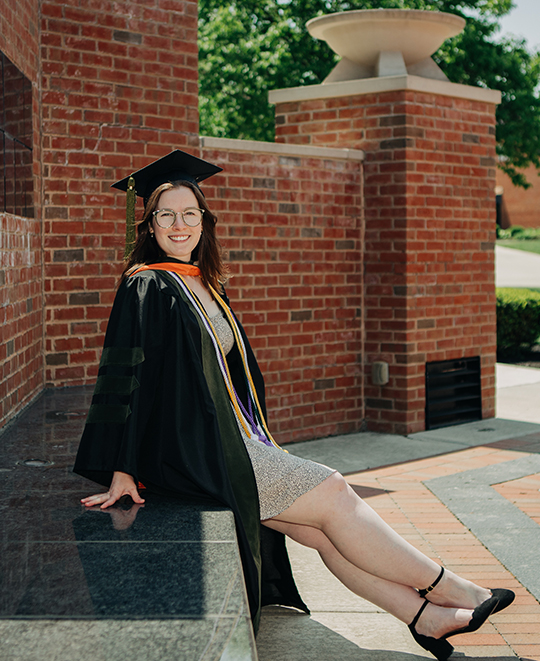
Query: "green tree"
199 0 540 187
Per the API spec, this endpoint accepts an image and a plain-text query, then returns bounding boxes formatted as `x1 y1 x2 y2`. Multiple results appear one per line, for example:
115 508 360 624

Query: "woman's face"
151 186 202 262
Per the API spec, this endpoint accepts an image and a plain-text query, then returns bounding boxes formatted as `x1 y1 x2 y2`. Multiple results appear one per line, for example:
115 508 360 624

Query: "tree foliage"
199 0 540 187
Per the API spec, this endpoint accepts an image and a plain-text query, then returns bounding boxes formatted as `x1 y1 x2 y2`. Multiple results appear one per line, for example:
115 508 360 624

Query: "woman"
75 150 514 661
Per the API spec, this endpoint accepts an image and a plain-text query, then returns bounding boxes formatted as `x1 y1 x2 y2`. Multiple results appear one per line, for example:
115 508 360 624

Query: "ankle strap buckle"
418 566 445 599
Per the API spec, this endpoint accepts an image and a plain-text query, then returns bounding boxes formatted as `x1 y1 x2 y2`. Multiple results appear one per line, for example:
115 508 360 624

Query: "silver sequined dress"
210 309 336 520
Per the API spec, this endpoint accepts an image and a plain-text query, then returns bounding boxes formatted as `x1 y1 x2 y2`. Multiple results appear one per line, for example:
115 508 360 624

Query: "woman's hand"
80 471 145 509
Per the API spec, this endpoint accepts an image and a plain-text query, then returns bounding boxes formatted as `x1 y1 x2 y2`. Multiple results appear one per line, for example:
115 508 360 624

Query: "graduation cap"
112 150 223 258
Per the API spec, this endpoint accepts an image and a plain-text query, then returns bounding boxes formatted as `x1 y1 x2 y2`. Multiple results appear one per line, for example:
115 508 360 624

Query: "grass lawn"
497 238 540 255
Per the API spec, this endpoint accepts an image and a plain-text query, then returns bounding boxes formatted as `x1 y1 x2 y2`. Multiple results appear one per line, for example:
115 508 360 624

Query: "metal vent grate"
425 357 482 430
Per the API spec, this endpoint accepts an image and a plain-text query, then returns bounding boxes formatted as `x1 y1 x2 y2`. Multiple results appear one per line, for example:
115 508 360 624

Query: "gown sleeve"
74 273 172 486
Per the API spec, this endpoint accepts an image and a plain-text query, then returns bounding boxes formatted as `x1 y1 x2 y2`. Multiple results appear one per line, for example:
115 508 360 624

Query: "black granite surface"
0 387 257 660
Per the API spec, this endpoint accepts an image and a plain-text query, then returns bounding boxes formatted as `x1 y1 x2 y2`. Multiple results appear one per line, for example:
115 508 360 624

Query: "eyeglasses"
153 207 204 228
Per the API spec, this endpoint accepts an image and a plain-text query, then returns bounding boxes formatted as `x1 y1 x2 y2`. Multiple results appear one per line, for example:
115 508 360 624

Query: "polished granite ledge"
0 617 255 661
2 538 245 618
0 491 240 542
0 388 258 661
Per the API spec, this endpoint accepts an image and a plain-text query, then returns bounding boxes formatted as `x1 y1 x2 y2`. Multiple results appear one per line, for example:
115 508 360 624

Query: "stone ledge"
0 617 255 661
268 75 501 106
0 387 257 661
200 136 365 162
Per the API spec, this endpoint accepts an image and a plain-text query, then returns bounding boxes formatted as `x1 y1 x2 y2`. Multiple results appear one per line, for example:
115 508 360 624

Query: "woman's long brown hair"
121 181 227 291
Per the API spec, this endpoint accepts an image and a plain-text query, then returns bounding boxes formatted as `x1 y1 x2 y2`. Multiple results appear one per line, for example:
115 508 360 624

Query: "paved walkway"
497 363 540 425
258 365 540 661
496 245 540 289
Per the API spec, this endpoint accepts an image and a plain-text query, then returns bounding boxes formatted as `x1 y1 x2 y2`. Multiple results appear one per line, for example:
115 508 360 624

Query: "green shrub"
516 227 540 240
497 226 540 240
497 288 540 351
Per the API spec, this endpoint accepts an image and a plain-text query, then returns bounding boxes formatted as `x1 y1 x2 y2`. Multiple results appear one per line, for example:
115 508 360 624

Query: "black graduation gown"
73 261 308 629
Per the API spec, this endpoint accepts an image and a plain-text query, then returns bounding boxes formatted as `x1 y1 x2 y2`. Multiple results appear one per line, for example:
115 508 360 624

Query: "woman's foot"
408 601 461 661
414 588 514 641
420 567 492 610
409 598 497 661
414 601 475 640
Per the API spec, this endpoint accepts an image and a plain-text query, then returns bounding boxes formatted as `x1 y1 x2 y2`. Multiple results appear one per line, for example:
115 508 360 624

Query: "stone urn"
306 9 466 83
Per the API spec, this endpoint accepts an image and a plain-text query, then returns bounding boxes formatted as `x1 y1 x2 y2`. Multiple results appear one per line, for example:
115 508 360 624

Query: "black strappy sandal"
488 588 515 614
419 566 515 615
408 595 500 661
408 600 454 661
409 582 515 661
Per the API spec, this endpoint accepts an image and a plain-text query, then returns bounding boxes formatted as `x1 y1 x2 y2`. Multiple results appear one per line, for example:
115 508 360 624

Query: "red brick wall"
41 0 200 387
201 145 363 443
0 214 43 427
2 0 366 445
0 0 40 78
0 0 43 427
496 165 540 228
275 89 497 433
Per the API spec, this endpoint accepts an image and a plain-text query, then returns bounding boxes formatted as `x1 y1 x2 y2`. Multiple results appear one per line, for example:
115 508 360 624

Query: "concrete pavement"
496 244 540 288
495 243 540 424
497 363 540 425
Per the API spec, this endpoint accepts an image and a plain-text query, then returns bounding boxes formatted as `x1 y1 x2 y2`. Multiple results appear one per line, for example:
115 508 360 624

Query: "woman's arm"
74 273 172 486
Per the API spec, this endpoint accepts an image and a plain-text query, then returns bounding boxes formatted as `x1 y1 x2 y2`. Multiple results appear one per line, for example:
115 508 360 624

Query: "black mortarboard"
112 150 223 258
111 149 223 204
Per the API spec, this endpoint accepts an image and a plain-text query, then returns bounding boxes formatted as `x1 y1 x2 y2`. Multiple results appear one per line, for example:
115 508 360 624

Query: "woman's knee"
324 472 350 498
269 472 354 529
317 472 354 515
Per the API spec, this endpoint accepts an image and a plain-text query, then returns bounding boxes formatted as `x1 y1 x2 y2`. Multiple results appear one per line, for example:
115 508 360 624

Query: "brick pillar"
41 0 200 386
271 79 500 433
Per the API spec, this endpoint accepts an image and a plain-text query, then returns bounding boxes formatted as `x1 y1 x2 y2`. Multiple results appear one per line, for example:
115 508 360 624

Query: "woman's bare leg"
262 517 477 639
263 517 428 621
268 474 491 617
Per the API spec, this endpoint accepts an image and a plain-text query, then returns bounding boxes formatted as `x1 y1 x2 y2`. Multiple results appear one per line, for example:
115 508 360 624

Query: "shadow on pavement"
488 432 540 454
257 609 525 661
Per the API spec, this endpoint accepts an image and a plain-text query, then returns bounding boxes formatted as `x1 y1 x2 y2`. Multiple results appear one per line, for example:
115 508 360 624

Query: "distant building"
496 165 540 228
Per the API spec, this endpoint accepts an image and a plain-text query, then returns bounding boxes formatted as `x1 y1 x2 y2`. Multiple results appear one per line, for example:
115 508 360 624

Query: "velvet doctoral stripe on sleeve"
74 273 171 486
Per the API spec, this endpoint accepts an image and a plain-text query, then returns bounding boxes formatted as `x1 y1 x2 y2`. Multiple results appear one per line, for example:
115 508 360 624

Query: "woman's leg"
263 517 476 639
269 473 491 613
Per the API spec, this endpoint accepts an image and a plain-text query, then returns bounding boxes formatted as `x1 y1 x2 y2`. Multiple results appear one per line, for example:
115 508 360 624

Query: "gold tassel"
124 176 136 259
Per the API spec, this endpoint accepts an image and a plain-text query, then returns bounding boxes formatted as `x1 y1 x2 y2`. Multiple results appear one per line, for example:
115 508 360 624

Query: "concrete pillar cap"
306 9 465 83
